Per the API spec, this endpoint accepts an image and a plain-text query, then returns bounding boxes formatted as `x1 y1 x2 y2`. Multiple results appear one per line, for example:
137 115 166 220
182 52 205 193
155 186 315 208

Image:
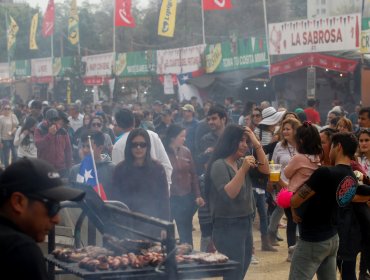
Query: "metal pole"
113 0 116 53
201 0 206 45
262 0 271 66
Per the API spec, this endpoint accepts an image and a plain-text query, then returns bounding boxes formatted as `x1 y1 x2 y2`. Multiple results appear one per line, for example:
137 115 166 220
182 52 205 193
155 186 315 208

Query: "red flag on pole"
115 0 136 27
203 0 232 10
42 0 55 37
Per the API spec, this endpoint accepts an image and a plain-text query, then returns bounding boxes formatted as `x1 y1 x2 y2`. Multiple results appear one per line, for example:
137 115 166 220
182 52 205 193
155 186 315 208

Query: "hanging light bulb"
245 86 249 90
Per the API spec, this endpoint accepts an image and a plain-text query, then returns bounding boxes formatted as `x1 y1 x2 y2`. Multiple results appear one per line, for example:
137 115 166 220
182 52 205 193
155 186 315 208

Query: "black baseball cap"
0 158 85 202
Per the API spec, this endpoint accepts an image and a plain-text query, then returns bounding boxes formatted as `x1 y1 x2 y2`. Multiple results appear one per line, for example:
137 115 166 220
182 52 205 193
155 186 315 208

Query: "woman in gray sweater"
205 124 269 280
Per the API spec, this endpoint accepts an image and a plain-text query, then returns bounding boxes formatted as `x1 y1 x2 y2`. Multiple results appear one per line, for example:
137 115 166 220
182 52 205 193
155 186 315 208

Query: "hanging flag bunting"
115 0 136 27
158 0 177 37
68 0 79 45
7 15 19 57
203 0 232 10
29 13 39 50
42 0 55 37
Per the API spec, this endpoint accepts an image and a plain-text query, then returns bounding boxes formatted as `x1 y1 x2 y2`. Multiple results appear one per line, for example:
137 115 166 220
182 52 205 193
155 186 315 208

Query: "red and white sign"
156 44 206 75
115 0 136 27
270 53 358 77
203 0 232 10
31 58 53 83
268 13 361 55
82 53 115 77
42 0 55 37
83 77 110 86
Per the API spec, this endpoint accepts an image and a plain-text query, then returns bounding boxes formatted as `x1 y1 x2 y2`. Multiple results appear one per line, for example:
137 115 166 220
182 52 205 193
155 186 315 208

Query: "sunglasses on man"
26 194 61 217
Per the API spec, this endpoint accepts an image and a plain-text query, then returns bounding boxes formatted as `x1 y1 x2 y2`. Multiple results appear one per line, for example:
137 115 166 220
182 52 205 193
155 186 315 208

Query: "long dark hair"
295 122 322 156
163 124 185 154
20 117 37 146
124 128 153 168
204 124 245 196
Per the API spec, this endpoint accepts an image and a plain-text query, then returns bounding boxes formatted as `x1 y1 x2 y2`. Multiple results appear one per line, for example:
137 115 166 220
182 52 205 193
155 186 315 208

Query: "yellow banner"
29 13 39 50
158 0 177 38
206 43 222 73
68 0 79 45
7 15 19 52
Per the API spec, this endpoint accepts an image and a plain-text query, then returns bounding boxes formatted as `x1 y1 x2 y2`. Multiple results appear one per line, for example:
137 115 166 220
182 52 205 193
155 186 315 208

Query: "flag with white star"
77 154 107 200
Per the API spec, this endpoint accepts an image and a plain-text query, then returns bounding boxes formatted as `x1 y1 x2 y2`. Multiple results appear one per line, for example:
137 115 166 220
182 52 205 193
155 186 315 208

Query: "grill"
46 183 238 279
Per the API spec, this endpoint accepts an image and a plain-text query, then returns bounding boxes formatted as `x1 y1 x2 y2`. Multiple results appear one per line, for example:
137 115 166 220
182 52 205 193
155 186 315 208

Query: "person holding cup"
205 124 269 280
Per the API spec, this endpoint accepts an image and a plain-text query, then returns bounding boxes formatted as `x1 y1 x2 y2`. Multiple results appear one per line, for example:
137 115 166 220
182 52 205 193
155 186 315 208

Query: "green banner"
10 60 31 77
361 17 370 53
205 37 268 73
115 50 156 77
52 57 73 76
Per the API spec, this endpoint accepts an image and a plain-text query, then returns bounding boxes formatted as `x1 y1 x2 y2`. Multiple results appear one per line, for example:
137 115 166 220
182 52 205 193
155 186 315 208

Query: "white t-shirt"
112 129 173 188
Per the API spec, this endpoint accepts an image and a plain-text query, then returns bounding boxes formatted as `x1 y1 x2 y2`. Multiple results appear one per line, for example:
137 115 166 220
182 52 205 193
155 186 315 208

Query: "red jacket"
34 121 72 171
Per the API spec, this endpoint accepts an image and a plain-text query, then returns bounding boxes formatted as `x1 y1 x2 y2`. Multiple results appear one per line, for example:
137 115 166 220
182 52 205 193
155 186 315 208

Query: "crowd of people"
0 95 369 280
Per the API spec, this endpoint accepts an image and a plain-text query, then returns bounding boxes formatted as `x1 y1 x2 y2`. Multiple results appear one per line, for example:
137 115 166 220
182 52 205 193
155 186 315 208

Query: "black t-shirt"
300 164 357 242
0 216 48 280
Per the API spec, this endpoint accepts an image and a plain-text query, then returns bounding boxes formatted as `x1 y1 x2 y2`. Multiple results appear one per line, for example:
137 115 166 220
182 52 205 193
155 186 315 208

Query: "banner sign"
270 53 358 77
361 17 370 53
0 63 10 83
82 53 115 77
31 57 53 83
158 0 177 37
11 60 31 77
205 37 268 73
53 57 73 76
156 44 206 74
115 0 136 27
115 50 156 77
203 0 232 10
268 13 361 55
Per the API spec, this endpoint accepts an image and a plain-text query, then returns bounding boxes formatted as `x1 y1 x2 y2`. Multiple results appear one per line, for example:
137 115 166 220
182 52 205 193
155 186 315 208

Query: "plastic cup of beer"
269 163 282 182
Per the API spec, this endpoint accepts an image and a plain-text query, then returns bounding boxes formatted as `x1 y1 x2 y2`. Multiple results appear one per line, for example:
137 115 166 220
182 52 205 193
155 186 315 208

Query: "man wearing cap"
34 108 72 178
152 100 163 129
155 109 173 140
0 158 84 280
182 104 199 156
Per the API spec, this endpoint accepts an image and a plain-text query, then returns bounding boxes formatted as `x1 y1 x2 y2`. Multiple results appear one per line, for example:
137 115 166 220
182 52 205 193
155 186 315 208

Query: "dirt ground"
191 215 292 280
191 215 345 280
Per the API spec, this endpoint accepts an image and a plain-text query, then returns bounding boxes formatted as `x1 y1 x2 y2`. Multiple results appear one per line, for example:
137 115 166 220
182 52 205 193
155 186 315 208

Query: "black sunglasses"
26 194 61 217
131 142 147 149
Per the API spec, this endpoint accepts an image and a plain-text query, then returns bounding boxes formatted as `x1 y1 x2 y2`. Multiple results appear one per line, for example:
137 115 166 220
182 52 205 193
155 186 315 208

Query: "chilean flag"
42 0 55 37
203 0 232 10
115 0 136 27
76 154 107 201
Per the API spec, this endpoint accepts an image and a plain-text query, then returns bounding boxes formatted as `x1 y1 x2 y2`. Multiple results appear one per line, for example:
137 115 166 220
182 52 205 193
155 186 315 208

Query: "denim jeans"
170 193 197 246
2 139 17 167
268 205 284 235
289 234 339 280
284 207 297 247
253 190 268 235
213 215 253 280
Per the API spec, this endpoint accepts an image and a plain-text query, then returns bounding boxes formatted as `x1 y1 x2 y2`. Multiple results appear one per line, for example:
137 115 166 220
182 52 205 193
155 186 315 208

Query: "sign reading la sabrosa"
268 13 361 55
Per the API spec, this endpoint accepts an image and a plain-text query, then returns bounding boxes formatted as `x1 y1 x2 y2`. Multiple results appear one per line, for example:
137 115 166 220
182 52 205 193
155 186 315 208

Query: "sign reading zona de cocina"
268 13 361 55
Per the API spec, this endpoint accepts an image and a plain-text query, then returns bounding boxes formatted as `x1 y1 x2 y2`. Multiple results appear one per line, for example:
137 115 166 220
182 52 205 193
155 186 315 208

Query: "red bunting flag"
115 0 136 27
42 0 55 37
203 0 232 10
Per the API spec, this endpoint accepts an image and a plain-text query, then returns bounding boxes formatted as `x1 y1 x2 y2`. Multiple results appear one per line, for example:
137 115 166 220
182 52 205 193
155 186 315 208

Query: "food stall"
46 184 237 279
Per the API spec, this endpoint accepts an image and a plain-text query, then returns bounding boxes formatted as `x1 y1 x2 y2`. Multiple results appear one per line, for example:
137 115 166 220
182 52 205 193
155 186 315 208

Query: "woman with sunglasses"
112 128 169 226
163 124 205 247
88 116 112 156
205 124 269 280
0 104 19 167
